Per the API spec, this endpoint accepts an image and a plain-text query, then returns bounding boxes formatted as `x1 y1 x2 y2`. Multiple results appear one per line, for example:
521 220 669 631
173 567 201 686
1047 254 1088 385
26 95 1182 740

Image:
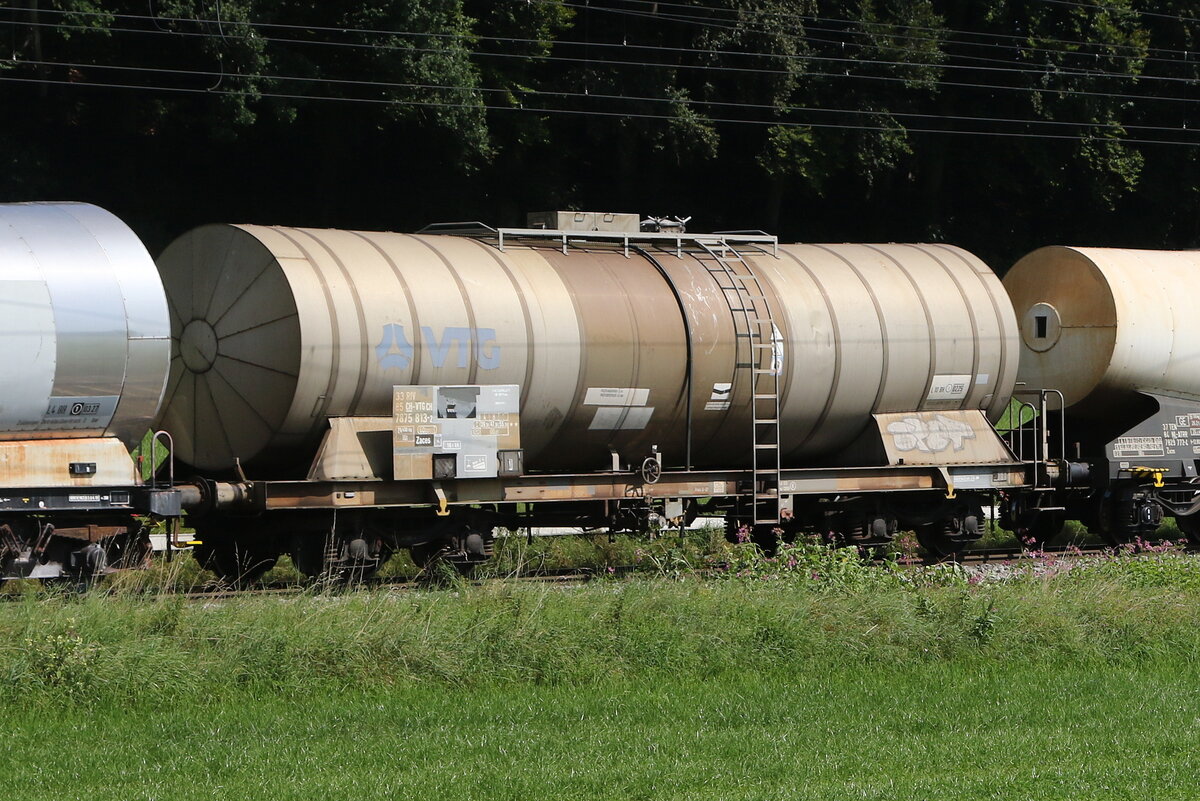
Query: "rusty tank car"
13 203 1188 583
0 202 179 580
153 214 1026 575
1004 246 1200 544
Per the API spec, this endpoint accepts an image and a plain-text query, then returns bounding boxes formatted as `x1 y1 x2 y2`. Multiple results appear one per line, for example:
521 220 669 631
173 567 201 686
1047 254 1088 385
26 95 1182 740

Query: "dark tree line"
1 0 1197 268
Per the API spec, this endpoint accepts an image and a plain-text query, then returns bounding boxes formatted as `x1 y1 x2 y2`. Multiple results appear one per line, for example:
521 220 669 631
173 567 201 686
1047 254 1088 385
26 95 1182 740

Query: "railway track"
949 545 1111 564
2 541 1188 600
176 565 627 600
180 542 1170 597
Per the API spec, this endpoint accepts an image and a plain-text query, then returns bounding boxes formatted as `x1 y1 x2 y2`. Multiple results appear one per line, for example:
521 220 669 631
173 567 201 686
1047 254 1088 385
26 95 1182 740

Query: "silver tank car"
0 202 171 445
1004 246 1200 415
155 224 1019 472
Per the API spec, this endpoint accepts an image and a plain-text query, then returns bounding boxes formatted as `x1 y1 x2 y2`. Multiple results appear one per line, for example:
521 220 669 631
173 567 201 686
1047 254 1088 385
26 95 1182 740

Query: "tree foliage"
0 0 1197 263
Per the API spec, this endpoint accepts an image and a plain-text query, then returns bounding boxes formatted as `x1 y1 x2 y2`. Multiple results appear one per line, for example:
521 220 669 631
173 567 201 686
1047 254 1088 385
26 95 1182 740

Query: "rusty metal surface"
1004 246 1200 413
199 460 1030 513
52 525 130 543
0 438 137 488
535 244 688 466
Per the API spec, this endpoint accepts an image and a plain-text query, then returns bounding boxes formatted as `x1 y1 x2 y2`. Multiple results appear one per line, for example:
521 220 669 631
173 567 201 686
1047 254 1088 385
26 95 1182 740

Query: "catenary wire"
3 5 1196 81
3 2 1191 67
2 15 1197 91
1033 0 1200 25
538 0 1198 59
5 20 1195 108
12 55 1196 137
2 72 1198 147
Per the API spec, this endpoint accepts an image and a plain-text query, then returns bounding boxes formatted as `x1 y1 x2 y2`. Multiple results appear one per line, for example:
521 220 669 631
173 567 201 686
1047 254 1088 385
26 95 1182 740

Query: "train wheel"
409 540 445 569
1018 509 1065 550
915 523 957 560
410 527 492 575
289 534 333 579
1174 515 1200 546
192 529 278 587
917 511 983 561
751 524 784 556
724 519 751 545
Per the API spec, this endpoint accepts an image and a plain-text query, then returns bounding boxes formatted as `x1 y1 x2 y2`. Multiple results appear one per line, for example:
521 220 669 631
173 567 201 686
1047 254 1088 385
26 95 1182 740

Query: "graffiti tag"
886 414 976 453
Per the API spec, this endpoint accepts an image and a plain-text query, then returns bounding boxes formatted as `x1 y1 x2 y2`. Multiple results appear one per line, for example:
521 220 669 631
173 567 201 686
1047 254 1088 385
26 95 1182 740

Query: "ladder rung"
754 443 778 449
753 394 777 399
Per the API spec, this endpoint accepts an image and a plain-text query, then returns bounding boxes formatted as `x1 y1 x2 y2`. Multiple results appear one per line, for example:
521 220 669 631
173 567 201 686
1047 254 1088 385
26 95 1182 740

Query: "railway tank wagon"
0 202 179 578
157 215 1026 575
1005 246 1200 542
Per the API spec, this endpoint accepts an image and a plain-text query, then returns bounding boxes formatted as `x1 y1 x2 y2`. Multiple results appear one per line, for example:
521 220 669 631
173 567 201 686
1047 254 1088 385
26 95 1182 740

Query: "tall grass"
3 550 1200 708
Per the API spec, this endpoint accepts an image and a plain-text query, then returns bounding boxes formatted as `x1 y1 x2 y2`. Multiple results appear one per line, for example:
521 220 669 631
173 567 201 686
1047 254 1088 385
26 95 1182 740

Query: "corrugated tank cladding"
1004 246 1200 414
0 202 171 444
751 244 1018 461
156 225 1018 472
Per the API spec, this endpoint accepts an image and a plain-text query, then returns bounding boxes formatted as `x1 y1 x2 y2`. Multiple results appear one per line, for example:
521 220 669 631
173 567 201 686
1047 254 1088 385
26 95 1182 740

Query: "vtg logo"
375 324 501 371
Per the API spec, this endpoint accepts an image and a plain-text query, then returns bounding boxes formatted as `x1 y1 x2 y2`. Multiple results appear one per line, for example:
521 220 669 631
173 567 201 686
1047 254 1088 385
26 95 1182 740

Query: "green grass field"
3 550 1200 799
4 663 1198 801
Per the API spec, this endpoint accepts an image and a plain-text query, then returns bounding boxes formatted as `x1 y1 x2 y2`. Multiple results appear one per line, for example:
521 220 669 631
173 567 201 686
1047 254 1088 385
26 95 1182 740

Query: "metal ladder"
693 240 781 526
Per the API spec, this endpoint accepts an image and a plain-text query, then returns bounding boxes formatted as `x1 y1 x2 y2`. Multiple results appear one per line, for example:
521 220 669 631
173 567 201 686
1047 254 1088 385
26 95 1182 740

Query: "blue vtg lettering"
375 324 501 371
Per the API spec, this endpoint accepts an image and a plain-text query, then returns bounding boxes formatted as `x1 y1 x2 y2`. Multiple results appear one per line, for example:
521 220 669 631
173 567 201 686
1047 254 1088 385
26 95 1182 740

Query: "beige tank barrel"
753 244 1017 461
156 224 1018 473
1004 246 1200 415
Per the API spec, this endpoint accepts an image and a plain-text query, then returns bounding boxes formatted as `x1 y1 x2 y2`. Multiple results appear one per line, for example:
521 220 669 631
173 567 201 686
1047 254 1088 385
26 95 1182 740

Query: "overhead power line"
10 55 1195 137
2 15 1196 91
4 3 1195 69
1 71 1196 148
1 2 1196 147
5 14 1197 108
1033 0 1200 25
